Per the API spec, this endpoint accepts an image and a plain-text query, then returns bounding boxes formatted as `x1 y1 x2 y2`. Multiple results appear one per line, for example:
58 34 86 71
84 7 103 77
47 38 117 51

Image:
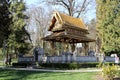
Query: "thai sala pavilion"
42 11 95 55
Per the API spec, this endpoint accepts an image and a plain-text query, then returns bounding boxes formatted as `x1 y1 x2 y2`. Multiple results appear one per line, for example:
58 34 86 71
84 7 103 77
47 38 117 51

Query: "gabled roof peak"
48 11 87 31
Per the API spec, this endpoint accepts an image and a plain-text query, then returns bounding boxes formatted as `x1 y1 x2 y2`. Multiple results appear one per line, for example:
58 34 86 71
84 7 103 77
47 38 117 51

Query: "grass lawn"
0 61 3 66
0 55 3 66
0 60 17 66
0 69 96 80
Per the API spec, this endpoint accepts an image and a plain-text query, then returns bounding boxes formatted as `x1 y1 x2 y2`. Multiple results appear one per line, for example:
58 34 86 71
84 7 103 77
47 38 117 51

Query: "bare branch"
35 18 42 26
76 0 87 18
46 0 95 18
57 0 69 8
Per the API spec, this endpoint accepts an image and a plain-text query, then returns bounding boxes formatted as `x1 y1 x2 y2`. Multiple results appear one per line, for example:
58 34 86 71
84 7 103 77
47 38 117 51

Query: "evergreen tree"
8 0 32 54
96 0 120 54
0 0 11 47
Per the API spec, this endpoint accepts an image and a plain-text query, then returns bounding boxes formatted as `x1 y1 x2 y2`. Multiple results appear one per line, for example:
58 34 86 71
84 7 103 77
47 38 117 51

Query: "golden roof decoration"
48 11 87 31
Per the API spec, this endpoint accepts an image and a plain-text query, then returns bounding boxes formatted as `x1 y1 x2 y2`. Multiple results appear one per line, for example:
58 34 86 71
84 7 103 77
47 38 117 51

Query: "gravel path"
0 66 120 73
0 66 102 72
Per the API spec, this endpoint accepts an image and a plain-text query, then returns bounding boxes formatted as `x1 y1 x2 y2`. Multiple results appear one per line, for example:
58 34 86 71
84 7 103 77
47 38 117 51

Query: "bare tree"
45 0 95 18
27 7 52 48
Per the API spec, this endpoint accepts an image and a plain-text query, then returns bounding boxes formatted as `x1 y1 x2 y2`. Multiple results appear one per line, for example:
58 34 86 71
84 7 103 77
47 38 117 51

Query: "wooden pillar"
50 41 55 55
71 44 76 53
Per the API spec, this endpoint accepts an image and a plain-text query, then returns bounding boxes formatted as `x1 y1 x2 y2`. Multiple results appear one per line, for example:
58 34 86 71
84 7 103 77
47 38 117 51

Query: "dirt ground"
93 73 104 80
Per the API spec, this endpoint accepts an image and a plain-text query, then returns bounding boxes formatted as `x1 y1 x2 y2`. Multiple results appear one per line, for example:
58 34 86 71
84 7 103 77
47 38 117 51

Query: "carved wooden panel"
65 28 86 36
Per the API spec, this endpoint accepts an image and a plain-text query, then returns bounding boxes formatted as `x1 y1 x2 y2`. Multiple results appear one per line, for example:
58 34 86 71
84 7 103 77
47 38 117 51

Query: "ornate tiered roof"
42 11 95 43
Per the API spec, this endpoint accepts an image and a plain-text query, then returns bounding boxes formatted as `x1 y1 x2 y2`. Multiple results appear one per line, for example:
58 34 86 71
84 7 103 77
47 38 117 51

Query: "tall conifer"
0 0 11 47
96 0 120 54
8 0 31 54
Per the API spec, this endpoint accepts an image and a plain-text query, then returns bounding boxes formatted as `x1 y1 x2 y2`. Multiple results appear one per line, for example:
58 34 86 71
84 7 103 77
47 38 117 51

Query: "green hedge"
38 62 116 69
38 62 98 69
12 63 32 68
12 62 117 69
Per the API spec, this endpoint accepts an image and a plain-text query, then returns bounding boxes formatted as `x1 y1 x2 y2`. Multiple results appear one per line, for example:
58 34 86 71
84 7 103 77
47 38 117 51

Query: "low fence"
105 56 115 62
38 55 115 63
17 55 115 63
75 56 97 62
18 56 34 63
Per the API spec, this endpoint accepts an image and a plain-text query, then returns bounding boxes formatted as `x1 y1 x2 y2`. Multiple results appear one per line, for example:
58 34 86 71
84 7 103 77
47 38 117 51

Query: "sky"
24 0 39 6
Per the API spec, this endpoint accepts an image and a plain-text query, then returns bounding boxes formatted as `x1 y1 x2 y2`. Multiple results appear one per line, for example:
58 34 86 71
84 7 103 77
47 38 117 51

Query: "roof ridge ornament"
54 11 63 24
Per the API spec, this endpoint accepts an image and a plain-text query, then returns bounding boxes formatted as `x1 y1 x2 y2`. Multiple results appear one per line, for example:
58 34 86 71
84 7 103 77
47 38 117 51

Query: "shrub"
102 64 119 80
12 63 32 68
97 62 115 68
68 62 78 69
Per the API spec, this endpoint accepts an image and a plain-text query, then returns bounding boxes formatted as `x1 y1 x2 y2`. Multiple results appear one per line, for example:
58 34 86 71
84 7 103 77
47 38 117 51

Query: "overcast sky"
24 0 38 6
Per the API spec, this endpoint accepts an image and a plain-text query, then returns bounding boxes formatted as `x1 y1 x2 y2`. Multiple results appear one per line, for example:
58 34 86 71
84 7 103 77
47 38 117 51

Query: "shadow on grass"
0 69 73 80
0 69 41 80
